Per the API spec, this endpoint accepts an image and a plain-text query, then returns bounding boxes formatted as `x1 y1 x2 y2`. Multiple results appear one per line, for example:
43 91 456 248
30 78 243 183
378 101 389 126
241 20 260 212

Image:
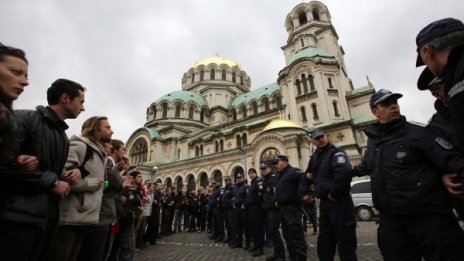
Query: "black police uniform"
222 183 234 243
263 170 285 260
307 143 357 261
231 182 250 248
208 186 225 240
353 116 464 261
246 176 265 254
442 44 464 149
275 164 308 260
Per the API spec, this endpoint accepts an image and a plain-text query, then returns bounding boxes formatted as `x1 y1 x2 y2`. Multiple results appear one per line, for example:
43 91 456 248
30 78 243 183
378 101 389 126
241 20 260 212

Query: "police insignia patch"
435 137 453 149
337 156 345 163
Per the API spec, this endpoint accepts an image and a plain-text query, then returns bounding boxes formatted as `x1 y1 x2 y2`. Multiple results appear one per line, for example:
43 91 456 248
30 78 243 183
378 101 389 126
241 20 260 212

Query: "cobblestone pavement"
135 221 384 260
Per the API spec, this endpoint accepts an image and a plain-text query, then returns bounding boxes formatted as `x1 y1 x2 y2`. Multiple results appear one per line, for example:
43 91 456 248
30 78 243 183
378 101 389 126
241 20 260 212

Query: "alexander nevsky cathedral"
125 1 375 191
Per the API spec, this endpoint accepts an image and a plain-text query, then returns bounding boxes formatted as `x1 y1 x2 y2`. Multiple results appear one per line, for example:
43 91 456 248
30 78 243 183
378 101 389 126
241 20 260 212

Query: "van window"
351 182 371 194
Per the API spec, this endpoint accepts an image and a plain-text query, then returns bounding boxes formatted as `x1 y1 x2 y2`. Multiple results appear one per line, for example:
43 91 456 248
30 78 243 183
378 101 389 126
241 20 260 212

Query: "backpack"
77 143 93 178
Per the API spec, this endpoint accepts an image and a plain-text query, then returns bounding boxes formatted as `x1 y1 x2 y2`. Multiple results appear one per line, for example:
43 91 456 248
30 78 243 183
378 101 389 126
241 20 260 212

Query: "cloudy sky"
1 0 461 142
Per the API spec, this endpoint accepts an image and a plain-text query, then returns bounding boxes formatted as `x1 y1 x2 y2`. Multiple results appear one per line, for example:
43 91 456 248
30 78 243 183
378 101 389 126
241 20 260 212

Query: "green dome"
286 47 334 65
230 82 280 108
156 91 207 107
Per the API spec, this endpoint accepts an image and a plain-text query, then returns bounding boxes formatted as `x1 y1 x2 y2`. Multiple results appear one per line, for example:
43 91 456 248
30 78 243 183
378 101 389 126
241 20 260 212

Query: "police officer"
230 173 251 250
306 128 357 261
353 89 464 261
415 18 464 150
261 161 285 261
222 176 234 244
245 168 265 257
274 155 308 261
208 179 225 242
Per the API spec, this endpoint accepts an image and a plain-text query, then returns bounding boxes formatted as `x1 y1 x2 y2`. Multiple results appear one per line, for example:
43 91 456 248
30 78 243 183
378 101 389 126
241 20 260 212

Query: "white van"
350 179 378 221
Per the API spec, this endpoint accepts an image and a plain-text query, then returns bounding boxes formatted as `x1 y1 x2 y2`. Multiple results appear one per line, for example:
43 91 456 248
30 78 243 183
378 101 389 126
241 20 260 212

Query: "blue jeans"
173 209 183 231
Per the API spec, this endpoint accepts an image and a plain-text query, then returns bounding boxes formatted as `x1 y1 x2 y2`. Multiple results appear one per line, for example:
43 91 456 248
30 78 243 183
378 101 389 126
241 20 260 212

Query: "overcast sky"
1 0 461 142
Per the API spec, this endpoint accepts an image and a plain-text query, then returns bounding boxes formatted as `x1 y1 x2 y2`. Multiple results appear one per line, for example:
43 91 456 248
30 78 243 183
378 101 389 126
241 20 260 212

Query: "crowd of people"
1 16 464 261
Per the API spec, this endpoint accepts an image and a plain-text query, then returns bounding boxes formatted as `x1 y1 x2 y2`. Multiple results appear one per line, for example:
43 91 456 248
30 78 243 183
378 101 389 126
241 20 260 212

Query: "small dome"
156 91 207 107
192 55 240 69
262 119 304 132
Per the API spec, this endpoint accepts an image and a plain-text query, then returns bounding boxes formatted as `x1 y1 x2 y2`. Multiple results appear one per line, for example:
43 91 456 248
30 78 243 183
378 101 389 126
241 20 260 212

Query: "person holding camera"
352 89 464 261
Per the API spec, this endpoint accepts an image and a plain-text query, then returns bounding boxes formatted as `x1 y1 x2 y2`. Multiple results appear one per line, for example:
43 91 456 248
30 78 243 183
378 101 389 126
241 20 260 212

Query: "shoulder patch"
435 137 453 150
337 156 346 163
334 152 346 157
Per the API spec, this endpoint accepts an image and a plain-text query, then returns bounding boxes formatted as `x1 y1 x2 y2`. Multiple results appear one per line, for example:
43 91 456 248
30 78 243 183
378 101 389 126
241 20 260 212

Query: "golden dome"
262 119 304 132
192 55 240 69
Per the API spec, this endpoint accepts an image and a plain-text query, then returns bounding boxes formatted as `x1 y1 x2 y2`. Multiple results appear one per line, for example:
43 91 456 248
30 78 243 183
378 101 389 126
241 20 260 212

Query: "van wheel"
356 206 373 221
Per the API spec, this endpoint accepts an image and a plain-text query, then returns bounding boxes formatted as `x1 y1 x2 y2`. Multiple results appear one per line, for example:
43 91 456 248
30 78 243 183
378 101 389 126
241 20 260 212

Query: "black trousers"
0 220 47 261
266 208 285 258
280 204 308 260
234 207 250 243
378 213 464 261
212 206 224 236
145 206 160 243
223 207 234 238
249 205 265 249
317 208 357 261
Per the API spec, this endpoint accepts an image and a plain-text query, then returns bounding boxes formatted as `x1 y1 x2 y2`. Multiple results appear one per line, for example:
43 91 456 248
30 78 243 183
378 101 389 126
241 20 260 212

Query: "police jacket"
442 44 464 149
353 116 464 216
274 165 306 205
427 100 463 153
245 177 263 206
307 143 352 199
209 186 223 208
0 106 69 228
222 184 233 208
263 172 279 209
233 182 248 208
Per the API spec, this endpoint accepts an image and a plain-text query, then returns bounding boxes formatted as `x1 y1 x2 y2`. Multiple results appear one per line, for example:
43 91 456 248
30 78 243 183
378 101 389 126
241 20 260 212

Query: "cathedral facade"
125 1 375 191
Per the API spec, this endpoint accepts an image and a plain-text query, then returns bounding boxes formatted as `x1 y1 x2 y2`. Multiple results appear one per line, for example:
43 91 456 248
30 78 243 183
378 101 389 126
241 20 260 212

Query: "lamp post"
151 166 158 183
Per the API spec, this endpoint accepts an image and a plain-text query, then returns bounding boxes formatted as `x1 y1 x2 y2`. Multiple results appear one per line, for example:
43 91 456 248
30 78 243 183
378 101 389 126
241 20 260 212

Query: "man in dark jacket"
353 89 464 261
0 79 85 261
221 176 234 243
306 128 357 261
245 168 265 257
416 18 464 150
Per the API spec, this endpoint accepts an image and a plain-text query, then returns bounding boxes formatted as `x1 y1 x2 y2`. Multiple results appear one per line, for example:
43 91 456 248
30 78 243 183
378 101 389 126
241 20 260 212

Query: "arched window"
177 149 181 159
296 79 301 95
241 133 247 145
275 95 282 108
302 74 309 93
191 73 195 83
263 98 270 111
215 141 218 153
311 103 319 120
130 138 148 165
200 109 205 123
200 145 203 156
188 107 194 120
252 102 258 115
210 69 215 80
220 139 224 152
312 9 320 21
236 135 241 147
175 105 181 118
232 72 236 82
200 172 208 188
221 69 226 80
298 11 308 25
195 146 199 157
241 105 247 118
300 38 304 47
152 106 157 120
232 108 237 121
333 101 340 116
328 77 334 88
301 107 307 122
309 74 315 91
200 70 204 80
240 76 244 85
162 103 168 119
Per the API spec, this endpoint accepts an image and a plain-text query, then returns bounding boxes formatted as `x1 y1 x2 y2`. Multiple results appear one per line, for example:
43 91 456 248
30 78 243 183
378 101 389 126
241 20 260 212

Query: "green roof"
286 47 334 65
144 127 161 139
156 91 207 107
346 85 373 97
352 116 377 125
230 82 280 108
